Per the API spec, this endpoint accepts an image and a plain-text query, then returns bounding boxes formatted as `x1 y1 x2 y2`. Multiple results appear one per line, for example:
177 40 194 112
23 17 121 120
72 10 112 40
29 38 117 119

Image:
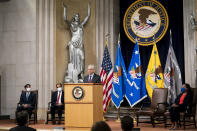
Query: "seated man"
51 83 64 125
10 111 36 131
17 84 36 119
83 64 101 83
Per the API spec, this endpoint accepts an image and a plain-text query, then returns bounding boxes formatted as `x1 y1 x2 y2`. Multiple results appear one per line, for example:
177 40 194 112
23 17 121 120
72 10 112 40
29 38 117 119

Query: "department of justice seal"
123 0 169 46
72 86 84 100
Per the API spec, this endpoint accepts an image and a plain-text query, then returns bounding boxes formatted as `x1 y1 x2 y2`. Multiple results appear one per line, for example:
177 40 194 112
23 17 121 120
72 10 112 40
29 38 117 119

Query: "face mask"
181 88 185 93
26 88 31 92
57 88 62 92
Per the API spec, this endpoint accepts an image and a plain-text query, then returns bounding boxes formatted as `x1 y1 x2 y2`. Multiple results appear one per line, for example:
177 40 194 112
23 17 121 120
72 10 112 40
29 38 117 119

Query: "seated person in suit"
17 84 36 119
83 64 101 83
51 83 64 125
91 121 111 131
9 111 36 131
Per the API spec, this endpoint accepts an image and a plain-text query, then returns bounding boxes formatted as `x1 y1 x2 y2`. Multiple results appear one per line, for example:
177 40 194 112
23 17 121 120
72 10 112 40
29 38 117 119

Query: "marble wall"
0 0 37 118
183 0 197 88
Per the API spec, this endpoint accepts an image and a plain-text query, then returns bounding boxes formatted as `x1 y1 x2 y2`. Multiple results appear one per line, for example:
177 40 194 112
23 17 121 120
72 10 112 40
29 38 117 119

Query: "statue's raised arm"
81 3 91 26
63 2 71 25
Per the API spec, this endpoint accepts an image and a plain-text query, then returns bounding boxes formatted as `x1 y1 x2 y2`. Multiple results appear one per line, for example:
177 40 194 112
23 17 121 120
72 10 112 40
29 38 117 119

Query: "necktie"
89 75 92 83
26 92 29 101
57 92 61 104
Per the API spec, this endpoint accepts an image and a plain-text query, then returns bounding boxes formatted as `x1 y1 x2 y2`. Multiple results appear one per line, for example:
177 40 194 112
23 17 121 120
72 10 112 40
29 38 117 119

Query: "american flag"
100 44 113 112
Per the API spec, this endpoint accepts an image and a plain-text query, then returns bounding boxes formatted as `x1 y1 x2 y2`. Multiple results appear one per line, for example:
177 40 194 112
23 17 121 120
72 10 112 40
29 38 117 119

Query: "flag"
125 40 147 107
120 47 127 97
100 42 113 112
111 41 124 108
164 34 182 104
145 43 164 98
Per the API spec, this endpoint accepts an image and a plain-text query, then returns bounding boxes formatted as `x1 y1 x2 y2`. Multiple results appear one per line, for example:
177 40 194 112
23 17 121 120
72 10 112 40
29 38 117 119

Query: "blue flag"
111 43 124 108
120 46 127 97
125 40 147 107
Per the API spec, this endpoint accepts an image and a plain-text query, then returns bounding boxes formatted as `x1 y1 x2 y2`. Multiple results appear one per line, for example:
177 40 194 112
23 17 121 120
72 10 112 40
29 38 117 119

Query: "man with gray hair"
83 64 101 83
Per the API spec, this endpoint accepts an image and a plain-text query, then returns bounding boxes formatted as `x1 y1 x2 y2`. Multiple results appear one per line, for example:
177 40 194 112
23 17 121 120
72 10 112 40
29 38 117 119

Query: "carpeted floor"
0 120 196 131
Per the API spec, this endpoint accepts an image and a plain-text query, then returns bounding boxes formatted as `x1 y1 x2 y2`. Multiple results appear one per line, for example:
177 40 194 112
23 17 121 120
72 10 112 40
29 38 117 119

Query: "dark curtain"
120 0 184 106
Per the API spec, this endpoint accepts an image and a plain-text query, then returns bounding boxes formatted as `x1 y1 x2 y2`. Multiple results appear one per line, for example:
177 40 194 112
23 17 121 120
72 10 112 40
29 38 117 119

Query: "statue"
63 2 91 83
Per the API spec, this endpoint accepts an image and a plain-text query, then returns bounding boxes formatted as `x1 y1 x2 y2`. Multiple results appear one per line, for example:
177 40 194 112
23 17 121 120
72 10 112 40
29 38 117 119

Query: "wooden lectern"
64 83 103 129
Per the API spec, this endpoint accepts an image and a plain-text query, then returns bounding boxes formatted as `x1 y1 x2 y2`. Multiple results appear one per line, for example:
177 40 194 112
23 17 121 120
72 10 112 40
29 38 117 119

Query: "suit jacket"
51 91 64 107
19 91 36 109
9 126 36 131
83 73 101 83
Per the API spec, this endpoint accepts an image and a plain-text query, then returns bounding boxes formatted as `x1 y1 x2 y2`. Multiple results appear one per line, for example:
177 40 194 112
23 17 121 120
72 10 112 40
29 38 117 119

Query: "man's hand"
171 104 179 107
56 103 63 106
23 104 30 108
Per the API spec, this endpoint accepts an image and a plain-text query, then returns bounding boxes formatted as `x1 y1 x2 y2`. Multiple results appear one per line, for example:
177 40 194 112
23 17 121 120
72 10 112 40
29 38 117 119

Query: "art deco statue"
63 2 91 83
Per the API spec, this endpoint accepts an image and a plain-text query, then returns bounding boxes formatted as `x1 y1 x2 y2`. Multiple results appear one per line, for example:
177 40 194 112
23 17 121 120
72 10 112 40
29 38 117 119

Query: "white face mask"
57 87 62 92
26 88 31 92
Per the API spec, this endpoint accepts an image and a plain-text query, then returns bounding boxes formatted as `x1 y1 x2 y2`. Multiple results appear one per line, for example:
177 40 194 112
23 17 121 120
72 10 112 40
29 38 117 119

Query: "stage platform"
0 120 196 131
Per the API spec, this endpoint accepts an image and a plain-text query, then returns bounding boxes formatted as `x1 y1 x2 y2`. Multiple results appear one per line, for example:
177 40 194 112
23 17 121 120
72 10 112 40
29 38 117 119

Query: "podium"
64 83 103 129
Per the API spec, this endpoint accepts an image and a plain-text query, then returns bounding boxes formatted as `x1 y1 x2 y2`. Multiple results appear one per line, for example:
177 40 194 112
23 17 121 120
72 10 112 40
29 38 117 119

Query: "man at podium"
83 64 101 83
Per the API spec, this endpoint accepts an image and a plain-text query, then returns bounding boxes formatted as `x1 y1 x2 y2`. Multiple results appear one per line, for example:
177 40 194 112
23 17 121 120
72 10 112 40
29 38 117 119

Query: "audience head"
16 111 28 126
91 121 111 131
24 84 31 92
182 83 191 93
88 64 95 75
121 115 134 131
56 83 63 92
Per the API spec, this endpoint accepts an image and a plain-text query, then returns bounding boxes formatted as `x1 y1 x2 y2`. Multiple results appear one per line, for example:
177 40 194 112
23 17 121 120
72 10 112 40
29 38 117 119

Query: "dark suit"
51 91 64 120
9 126 36 131
83 73 101 83
170 92 192 122
17 91 36 118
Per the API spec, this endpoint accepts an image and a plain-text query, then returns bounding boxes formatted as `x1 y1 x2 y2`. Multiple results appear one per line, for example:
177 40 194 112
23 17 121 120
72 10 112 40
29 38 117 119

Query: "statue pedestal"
65 63 78 83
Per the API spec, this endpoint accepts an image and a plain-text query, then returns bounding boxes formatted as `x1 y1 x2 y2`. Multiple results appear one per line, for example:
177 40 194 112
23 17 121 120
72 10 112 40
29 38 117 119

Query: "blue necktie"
26 93 29 101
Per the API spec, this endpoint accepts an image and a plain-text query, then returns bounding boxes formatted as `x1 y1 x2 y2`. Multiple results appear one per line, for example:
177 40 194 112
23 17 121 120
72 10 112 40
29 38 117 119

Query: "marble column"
183 0 197 119
183 0 197 88
96 0 120 69
36 0 55 120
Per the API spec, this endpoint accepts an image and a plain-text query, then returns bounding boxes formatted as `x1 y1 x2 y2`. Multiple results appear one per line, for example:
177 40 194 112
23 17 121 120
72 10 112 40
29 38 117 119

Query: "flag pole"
169 29 173 46
153 34 157 83
133 35 138 123
115 34 121 122
105 33 110 84
103 33 110 120
116 107 121 122
133 107 136 123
